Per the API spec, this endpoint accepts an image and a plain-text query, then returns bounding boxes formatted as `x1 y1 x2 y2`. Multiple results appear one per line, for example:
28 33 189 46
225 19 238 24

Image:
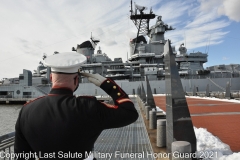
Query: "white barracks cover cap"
43 52 87 73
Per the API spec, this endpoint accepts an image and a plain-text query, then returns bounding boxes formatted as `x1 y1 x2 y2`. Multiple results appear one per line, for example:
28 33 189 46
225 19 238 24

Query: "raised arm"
81 73 139 129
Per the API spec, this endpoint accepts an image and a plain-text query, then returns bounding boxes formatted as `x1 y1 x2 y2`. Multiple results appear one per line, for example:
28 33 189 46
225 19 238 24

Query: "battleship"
0 1 240 102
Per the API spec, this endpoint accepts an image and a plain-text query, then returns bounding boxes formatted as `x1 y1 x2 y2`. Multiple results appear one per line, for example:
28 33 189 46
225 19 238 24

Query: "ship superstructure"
69 2 239 83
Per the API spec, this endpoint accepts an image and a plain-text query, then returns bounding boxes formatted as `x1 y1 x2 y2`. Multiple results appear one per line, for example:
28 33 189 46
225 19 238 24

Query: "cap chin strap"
73 75 79 92
74 83 79 92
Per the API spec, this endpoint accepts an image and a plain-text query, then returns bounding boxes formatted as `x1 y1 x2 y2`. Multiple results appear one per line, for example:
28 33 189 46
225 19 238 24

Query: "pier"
0 98 35 104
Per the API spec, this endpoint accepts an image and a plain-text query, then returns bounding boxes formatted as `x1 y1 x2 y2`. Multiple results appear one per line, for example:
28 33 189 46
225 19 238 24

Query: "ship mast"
130 0 155 54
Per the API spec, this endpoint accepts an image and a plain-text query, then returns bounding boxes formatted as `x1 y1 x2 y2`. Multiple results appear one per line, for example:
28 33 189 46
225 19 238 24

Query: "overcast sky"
0 0 240 79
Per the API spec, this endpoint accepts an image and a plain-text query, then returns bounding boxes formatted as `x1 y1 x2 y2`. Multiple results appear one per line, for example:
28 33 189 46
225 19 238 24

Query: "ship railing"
0 95 13 98
0 132 15 158
0 97 35 100
181 74 209 79
231 90 240 92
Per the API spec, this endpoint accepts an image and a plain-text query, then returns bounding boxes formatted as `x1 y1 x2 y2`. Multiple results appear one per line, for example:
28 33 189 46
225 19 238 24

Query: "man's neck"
52 85 73 92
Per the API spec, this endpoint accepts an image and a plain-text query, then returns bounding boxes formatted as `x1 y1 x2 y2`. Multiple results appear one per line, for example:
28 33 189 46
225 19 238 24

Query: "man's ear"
50 74 52 82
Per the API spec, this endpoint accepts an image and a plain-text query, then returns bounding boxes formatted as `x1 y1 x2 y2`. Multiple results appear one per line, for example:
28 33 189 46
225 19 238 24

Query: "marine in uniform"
14 52 139 159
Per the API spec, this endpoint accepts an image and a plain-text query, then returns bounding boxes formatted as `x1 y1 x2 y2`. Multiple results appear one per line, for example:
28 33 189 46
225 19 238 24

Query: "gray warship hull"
36 77 240 96
76 77 240 96
1 75 240 104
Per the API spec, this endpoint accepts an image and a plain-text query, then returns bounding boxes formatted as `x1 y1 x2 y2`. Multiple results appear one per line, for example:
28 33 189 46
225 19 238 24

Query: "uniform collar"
49 88 73 95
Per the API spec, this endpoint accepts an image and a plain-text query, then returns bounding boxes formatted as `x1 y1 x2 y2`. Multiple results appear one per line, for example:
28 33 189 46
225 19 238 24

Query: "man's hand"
80 73 107 87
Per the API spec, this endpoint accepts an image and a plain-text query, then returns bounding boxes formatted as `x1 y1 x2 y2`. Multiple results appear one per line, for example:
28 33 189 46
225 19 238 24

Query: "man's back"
15 87 138 159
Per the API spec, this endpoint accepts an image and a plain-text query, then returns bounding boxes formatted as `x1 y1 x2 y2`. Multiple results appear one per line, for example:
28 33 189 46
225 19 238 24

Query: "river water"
0 105 22 136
